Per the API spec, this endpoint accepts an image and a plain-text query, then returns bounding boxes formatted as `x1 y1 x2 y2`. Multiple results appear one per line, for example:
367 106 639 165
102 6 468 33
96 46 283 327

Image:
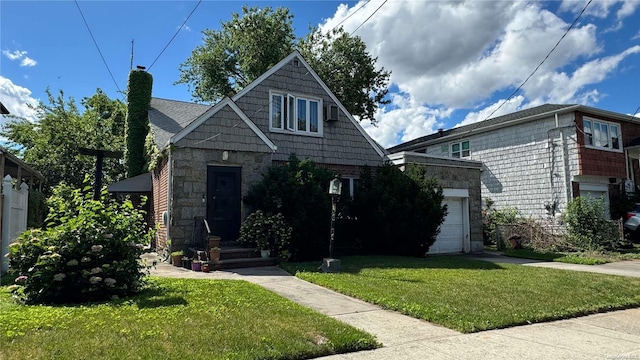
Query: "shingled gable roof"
390 103 640 153
172 97 277 152
232 50 387 158
148 97 276 152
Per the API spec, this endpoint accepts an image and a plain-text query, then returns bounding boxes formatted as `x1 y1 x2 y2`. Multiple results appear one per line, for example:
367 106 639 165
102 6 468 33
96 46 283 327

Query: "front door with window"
206 166 241 241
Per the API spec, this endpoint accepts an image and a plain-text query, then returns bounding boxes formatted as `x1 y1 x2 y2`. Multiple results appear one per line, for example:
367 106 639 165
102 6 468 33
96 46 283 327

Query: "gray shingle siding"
175 105 273 153
149 98 210 149
233 57 384 167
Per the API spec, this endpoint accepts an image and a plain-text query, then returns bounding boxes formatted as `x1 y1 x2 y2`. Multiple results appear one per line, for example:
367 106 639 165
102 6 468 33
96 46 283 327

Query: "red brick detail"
575 111 632 178
152 157 169 250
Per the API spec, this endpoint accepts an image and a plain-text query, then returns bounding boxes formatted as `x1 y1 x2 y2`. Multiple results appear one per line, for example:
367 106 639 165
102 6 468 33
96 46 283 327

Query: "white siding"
426 113 579 218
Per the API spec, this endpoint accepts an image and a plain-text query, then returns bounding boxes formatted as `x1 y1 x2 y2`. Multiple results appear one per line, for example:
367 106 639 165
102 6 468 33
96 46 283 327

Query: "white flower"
89 276 102 284
90 267 103 274
91 245 104 253
53 273 66 281
81 256 91 263
104 234 113 239
67 259 79 266
104 278 116 286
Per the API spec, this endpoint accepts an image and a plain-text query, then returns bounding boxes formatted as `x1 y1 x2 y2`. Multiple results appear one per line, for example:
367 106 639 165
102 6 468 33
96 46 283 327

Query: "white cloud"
321 1 639 147
0 76 40 126
20 57 37 67
362 93 449 148
2 49 37 67
2 49 26 61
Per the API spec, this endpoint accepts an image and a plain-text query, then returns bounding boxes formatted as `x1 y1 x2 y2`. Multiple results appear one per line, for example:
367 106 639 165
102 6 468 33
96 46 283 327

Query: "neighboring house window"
450 140 470 158
583 118 621 151
270 91 322 136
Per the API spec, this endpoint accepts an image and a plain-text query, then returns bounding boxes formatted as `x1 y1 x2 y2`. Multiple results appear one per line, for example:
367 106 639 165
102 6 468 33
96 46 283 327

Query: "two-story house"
389 104 640 219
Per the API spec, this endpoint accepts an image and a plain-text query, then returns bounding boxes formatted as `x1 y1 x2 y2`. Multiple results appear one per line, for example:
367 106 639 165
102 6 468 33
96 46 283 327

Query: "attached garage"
578 183 610 219
429 189 471 254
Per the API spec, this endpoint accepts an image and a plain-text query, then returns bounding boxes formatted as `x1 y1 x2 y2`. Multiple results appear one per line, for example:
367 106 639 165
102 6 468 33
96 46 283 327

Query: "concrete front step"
211 257 276 270
220 247 260 260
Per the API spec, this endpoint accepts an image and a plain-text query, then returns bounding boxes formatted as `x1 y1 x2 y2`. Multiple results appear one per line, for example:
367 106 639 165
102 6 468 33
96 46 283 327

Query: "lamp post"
323 176 342 273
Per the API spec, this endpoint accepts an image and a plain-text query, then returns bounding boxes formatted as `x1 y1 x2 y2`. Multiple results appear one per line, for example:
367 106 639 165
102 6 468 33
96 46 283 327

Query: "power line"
74 0 123 96
148 0 203 71
332 0 371 32
633 106 640 117
351 0 388 36
481 0 593 122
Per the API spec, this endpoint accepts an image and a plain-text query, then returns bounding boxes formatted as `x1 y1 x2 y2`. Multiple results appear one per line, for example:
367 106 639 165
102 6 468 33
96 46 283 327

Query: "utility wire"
351 0 388 36
148 0 202 71
332 0 371 32
480 0 593 122
74 0 123 97
633 106 640 117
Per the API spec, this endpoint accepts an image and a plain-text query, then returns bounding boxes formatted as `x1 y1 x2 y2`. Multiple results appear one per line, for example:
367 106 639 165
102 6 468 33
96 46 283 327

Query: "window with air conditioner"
270 91 322 136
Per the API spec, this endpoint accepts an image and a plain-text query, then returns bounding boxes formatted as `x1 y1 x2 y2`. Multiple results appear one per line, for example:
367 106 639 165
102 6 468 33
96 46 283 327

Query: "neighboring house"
143 51 386 250
389 104 640 219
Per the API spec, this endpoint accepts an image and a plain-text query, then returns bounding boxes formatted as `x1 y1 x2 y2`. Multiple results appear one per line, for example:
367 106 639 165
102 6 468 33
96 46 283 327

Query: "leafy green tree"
177 6 390 123
298 27 390 123
1 88 126 195
125 69 153 177
563 196 618 251
178 6 295 101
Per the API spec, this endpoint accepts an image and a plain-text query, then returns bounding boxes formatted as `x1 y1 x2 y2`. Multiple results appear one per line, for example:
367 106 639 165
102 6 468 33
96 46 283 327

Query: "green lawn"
0 277 378 360
283 256 640 333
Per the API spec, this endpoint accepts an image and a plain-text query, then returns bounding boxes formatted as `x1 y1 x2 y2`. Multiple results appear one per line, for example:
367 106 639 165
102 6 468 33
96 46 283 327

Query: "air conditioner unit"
324 104 338 122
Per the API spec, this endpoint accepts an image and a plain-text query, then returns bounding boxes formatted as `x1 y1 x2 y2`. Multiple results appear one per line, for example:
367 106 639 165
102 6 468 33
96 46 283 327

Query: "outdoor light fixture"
323 175 342 273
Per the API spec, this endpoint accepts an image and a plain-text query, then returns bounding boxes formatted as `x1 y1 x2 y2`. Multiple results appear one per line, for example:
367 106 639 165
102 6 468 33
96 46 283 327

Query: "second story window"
270 91 322 136
583 118 621 151
450 140 470 158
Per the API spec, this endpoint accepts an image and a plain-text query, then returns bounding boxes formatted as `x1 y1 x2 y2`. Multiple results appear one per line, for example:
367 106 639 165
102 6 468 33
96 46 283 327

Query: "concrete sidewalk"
145 254 640 359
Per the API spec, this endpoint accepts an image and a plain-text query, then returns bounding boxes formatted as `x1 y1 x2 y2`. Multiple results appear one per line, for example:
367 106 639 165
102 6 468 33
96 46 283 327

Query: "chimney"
438 128 444 137
125 66 153 177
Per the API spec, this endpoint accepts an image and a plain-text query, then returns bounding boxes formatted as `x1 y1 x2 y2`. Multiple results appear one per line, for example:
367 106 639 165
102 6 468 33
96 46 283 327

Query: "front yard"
283 256 640 333
0 277 378 360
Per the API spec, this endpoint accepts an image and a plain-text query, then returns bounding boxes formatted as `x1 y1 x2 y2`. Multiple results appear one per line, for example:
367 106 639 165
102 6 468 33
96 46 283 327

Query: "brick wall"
575 112 626 178
152 156 169 250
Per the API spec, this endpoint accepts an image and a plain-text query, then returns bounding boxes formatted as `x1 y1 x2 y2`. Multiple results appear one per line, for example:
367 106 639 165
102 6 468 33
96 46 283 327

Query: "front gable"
232 51 385 166
172 98 276 153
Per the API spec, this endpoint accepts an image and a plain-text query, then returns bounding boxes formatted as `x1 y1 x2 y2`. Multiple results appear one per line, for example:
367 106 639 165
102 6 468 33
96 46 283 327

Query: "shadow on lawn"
286 255 505 275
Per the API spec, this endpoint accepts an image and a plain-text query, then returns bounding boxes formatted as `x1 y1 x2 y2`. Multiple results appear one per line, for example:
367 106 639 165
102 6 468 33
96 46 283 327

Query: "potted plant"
171 250 184 267
201 262 210 273
256 236 270 258
191 259 202 271
210 247 221 262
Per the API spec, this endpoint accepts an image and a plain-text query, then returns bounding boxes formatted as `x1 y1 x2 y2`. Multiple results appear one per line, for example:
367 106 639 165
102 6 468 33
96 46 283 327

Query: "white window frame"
583 117 621 152
450 140 470 158
269 91 322 136
340 177 360 198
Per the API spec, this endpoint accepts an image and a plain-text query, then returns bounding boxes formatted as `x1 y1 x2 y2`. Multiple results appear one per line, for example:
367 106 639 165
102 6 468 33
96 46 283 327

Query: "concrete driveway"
145 253 640 359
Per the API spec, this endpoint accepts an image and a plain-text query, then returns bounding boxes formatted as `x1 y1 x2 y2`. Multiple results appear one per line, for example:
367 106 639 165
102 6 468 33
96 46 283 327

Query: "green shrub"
6 181 153 304
563 196 618 251
238 210 292 262
244 155 333 261
27 190 47 228
350 163 447 257
482 198 519 245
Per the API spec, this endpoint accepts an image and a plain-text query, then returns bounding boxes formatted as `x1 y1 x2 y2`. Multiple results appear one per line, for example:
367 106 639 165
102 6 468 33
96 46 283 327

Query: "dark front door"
207 166 241 242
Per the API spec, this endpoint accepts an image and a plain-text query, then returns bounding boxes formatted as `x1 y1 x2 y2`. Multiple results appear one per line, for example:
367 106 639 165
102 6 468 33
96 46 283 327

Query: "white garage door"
579 188 610 219
429 197 464 254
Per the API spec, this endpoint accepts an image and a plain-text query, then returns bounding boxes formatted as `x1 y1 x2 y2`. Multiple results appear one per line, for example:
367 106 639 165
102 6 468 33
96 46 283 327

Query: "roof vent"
438 128 444 137
136 65 146 70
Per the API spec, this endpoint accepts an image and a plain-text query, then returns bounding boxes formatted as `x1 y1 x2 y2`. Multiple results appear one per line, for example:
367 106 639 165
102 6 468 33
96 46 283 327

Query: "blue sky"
1 0 640 148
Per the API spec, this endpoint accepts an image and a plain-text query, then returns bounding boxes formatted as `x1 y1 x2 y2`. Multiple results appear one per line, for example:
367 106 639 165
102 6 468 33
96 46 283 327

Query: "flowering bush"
238 210 292 262
6 182 153 304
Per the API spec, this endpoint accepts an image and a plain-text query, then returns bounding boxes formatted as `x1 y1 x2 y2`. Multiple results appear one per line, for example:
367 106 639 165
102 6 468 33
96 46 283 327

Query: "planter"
208 236 221 249
182 258 191 269
201 263 210 273
210 248 221 262
171 255 182 267
260 250 271 258
191 261 201 272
